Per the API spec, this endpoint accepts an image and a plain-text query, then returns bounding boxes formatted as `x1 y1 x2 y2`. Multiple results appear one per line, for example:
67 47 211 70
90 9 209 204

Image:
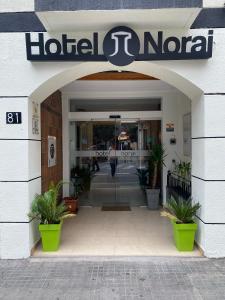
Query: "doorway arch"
33 60 202 201
31 60 204 257
29 61 203 103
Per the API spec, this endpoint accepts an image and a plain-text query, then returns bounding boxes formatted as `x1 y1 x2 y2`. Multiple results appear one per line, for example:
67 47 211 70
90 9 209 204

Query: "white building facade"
0 0 225 259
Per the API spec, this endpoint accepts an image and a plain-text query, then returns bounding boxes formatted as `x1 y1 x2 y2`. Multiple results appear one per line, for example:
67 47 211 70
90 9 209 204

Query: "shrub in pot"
64 196 78 214
64 177 83 214
29 181 73 252
80 166 92 192
162 197 201 251
71 165 92 192
146 144 166 210
136 168 148 189
174 160 191 180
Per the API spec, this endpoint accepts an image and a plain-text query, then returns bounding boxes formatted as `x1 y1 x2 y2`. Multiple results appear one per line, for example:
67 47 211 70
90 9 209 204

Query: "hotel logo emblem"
103 26 140 66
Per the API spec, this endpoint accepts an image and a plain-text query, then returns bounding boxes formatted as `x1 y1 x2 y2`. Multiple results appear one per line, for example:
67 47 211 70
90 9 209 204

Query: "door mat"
102 206 131 211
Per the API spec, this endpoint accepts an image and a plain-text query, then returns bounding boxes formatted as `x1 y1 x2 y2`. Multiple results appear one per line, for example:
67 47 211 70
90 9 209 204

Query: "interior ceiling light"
118 131 129 141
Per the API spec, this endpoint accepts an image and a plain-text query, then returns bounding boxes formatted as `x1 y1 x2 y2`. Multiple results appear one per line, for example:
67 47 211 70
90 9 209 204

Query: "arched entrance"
30 62 204 257
30 61 203 104
30 61 202 202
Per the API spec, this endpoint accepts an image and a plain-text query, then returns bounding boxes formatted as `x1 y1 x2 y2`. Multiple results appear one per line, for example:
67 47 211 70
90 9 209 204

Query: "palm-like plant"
29 181 70 224
167 197 201 224
136 168 148 187
175 161 191 179
149 144 167 189
71 165 92 192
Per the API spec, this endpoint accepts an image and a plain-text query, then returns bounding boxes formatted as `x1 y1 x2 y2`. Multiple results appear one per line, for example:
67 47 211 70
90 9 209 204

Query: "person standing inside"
90 140 100 172
109 143 117 177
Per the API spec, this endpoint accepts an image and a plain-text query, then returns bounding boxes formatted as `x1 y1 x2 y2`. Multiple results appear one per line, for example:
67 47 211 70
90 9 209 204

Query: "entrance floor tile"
33 207 201 257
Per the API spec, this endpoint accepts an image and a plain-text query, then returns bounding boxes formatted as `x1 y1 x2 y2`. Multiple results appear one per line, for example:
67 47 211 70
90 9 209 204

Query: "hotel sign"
26 26 213 67
75 150 149 158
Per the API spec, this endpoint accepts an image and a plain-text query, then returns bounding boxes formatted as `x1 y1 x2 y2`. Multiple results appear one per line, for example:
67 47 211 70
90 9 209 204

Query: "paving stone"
0 257 225 299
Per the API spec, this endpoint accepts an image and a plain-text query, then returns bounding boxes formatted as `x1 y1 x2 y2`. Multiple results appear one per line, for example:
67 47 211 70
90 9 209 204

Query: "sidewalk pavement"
0 256 225 300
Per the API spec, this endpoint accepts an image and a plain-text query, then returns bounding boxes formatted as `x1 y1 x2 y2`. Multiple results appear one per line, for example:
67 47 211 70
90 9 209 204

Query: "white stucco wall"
1 27 225 258
191 92 225 257
203 0 225 8
0 97 41 259
0 0 34 12
1 28 225 100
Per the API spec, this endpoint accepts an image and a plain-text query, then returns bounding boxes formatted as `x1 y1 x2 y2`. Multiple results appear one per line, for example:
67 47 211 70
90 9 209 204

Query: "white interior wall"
162 92 191 203
62 80 191 204
178 94 192 162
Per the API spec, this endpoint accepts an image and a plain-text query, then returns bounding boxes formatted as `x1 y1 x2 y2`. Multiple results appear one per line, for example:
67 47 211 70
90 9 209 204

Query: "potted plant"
29 181 73 252
64 175 83 214
63 192 79 214
71 165 92 192
174 160 191 180
80 166 92 192
162 197 201 251
136 168 148 189
146 144 166 210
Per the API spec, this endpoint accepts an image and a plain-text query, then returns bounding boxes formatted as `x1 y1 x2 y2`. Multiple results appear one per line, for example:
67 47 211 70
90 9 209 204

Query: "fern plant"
28 181 70 224
167 197 201 224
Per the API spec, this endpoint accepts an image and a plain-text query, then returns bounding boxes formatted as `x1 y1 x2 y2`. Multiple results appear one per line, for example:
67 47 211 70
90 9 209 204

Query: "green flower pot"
171 219 197 251
39 221 63 251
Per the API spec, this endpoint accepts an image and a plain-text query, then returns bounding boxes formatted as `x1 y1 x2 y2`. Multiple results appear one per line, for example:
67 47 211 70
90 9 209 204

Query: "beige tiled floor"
33 207 201 257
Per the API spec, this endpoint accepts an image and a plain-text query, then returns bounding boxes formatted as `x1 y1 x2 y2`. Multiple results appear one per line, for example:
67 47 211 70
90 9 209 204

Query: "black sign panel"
6 112 22 124
109 115 121 119
25 27 214 67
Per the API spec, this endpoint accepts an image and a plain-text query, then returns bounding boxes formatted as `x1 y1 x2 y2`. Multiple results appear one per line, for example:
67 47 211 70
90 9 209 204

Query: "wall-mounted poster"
166 123 174 132
183 113 192 157
48 136 56 167
32 101 39 135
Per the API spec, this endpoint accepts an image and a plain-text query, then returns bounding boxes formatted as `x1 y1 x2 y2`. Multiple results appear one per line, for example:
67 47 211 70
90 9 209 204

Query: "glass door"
69 119 161 207
70 120 118 206
114 119 147 207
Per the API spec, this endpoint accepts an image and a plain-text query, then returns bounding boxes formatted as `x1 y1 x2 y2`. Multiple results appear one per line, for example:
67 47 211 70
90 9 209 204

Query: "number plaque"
6 112 22 124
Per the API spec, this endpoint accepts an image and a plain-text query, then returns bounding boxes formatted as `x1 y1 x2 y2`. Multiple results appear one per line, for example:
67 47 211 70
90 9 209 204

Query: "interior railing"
166 171 191 201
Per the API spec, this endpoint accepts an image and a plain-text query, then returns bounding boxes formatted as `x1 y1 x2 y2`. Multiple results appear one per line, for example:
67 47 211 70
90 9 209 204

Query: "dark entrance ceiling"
79 72 158 81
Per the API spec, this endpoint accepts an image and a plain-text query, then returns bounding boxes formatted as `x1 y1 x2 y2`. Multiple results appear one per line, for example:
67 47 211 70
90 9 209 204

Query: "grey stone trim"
0 12 46 32
0 221 31 224
35 0 202 11
192 8 225 28
0 139 41 141
192 137 225 139
0 96 29 98
204 93 225 95
0 176 42 183
192 175 225 182
196 215 225 225
1 7 225 33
